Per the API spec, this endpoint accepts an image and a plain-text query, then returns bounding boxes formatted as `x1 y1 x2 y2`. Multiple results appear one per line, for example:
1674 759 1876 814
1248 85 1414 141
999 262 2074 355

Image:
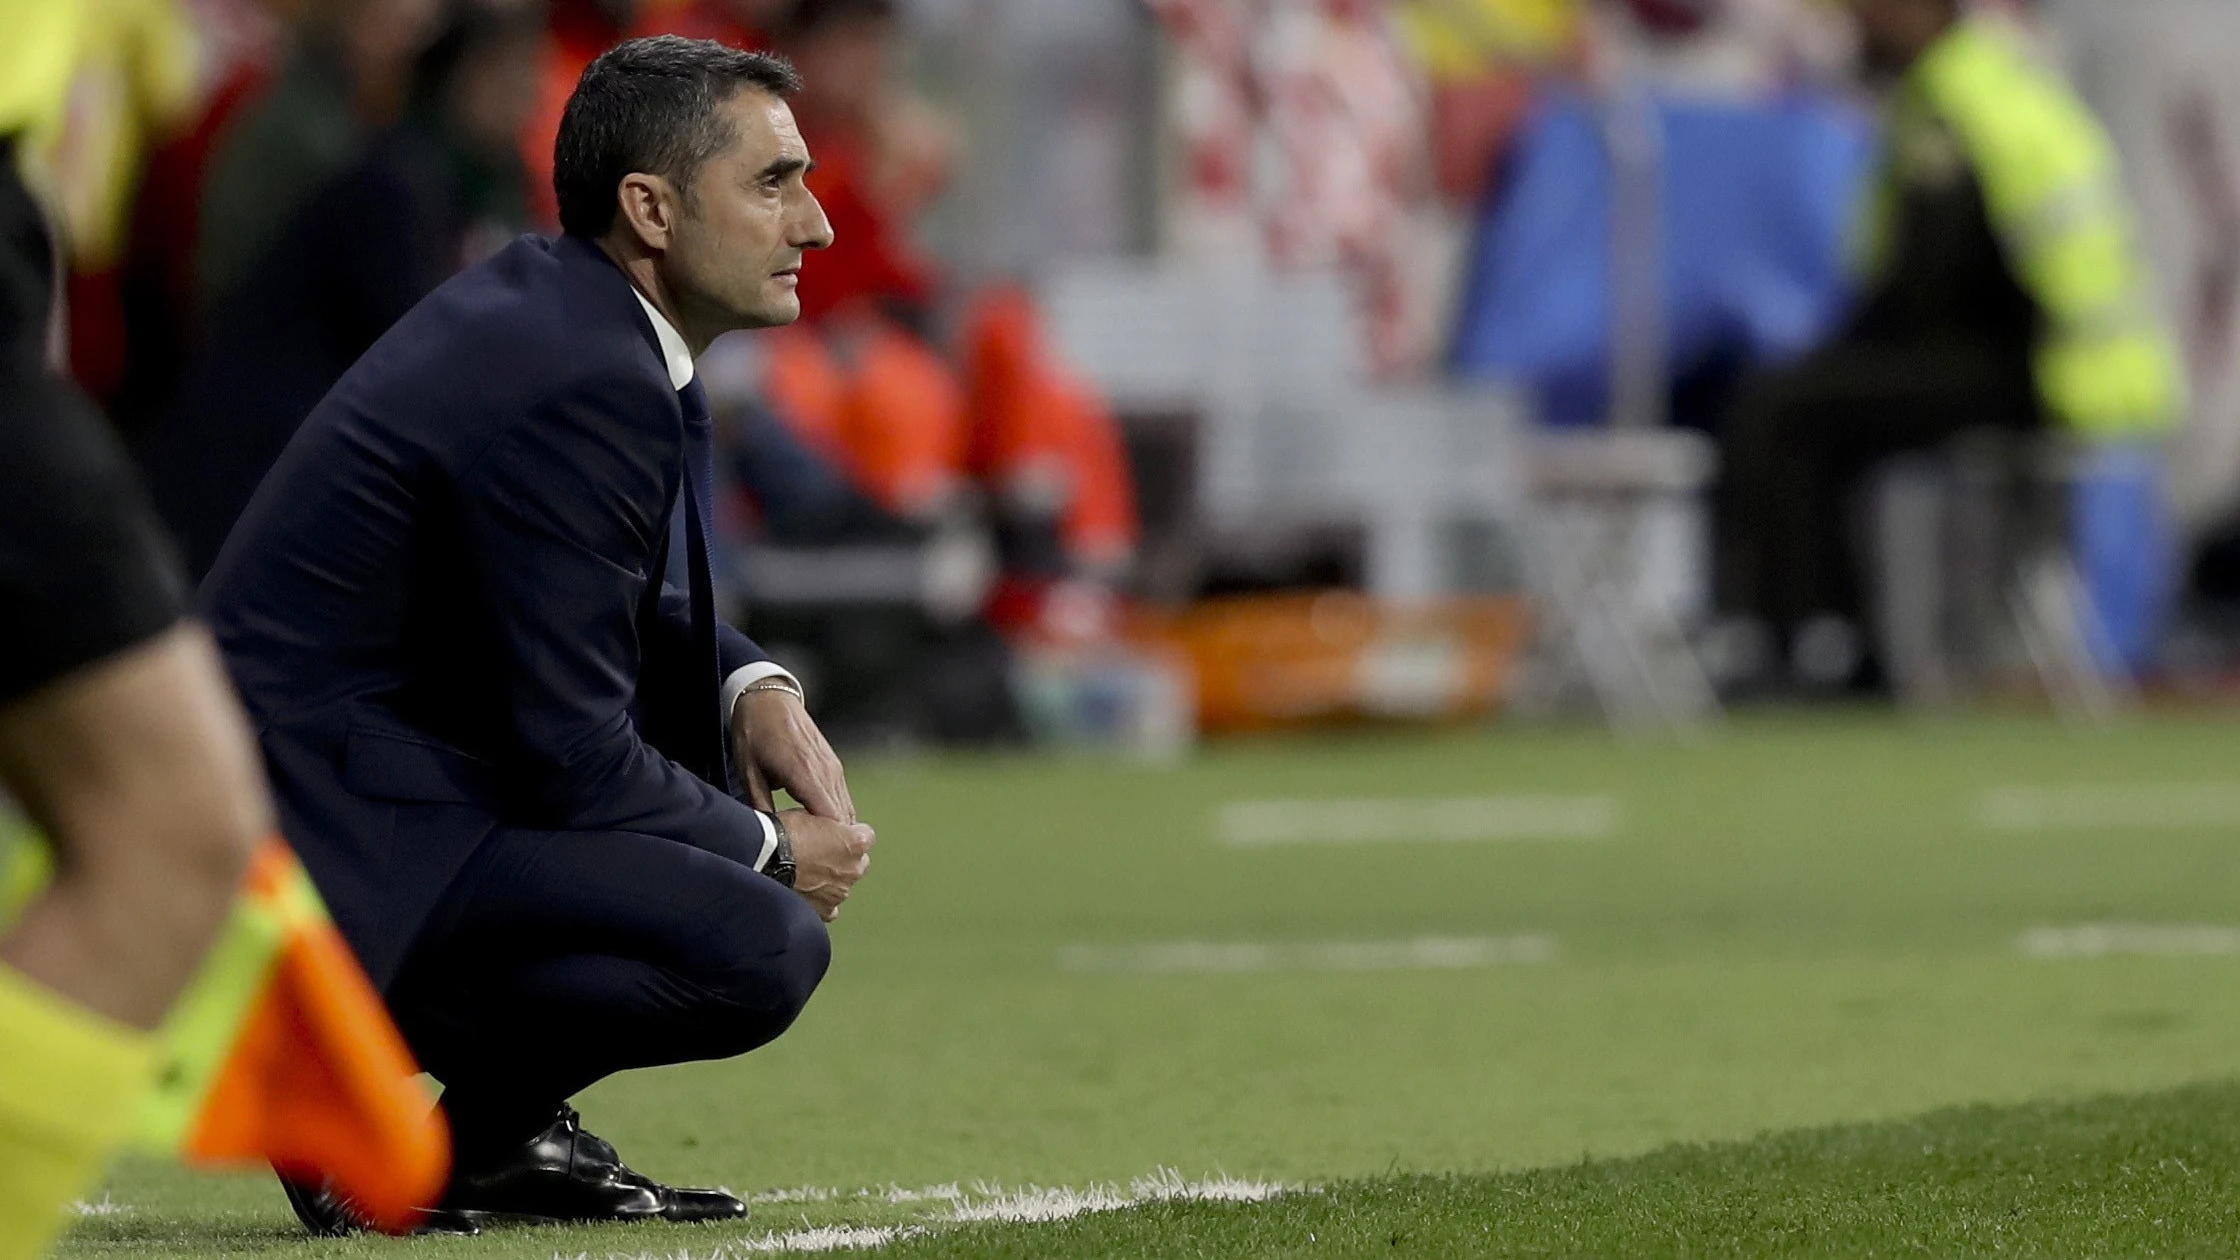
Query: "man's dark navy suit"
204 233 828 1154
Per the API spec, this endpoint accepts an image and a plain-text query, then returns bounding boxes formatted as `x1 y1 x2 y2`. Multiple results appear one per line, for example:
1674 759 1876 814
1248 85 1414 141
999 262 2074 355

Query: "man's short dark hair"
554 36 802 239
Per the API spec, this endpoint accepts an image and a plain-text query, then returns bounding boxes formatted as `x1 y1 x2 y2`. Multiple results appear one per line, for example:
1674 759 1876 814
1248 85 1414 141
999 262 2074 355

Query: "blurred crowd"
18 0 2221 736
24 0 1166 743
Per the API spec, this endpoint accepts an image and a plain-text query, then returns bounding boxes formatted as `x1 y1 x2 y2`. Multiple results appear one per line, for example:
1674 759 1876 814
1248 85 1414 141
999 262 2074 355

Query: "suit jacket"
205 233 772 986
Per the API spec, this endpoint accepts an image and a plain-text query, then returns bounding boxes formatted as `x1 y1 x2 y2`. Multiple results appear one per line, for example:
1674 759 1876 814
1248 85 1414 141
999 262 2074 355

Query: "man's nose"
791 191 835 251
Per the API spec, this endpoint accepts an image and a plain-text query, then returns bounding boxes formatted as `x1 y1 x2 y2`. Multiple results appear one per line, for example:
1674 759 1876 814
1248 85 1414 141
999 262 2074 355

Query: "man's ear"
615 172 677 252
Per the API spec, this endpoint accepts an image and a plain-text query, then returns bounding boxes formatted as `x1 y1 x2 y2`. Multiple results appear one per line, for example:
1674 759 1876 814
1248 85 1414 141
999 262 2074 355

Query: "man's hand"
733 687 855 822
782 810 873 922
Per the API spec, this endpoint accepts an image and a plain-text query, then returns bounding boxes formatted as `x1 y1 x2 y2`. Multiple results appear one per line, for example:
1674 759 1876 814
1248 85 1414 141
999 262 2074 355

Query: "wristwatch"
763 810 797 888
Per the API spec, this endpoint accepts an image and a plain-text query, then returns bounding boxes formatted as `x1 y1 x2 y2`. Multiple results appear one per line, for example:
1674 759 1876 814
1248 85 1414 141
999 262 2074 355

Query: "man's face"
664 90 834 331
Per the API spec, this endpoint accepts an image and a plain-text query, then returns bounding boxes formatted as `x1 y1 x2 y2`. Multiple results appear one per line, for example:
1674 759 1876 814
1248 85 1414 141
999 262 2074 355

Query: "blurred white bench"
1044 259 1718 729
1519 428 1721 731
1043 260 1524 601
1868 433 2131 723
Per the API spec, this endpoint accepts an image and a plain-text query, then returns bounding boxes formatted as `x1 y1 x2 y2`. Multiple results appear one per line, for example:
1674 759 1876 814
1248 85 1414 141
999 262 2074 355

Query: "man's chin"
739 294 803 330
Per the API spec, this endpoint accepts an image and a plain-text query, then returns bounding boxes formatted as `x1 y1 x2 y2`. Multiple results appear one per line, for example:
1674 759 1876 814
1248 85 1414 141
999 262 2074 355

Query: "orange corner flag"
133 842 448 1232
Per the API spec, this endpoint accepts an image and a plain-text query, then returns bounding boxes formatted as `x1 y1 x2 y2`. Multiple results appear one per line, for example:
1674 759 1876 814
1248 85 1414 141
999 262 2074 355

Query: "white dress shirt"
634 287 796 870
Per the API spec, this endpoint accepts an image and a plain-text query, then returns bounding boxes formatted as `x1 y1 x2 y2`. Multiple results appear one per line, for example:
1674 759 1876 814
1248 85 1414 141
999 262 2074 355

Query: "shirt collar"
631 288 696 390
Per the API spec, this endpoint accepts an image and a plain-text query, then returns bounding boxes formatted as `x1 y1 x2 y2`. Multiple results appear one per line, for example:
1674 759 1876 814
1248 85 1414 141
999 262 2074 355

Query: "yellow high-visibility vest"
0 0 200 267
1861 18 2185 439
0 1 84 143
32 0 200 269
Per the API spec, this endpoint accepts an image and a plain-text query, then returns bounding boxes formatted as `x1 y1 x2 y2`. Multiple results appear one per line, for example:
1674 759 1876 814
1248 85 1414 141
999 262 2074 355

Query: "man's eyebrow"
756 156 813 180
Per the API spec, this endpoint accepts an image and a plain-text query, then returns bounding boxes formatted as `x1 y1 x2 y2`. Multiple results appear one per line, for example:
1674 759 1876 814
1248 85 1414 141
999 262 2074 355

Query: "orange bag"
1135 592 1532 734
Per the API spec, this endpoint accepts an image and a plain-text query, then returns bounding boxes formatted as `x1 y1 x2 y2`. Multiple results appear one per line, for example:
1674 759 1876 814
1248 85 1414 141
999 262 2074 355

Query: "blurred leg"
1720 341 2040 645
0 146 266 1253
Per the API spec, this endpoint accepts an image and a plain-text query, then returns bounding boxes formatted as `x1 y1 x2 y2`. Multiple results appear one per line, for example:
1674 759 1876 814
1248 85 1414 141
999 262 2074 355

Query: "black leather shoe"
443 1106 747 1225
573 1122 751 1224
654 1185 754 1224
277 1175 483 1237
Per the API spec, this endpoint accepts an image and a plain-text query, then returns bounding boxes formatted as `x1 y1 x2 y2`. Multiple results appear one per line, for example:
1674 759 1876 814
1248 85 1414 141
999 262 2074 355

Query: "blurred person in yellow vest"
1714 0 2183 694
1394 0 1581 204
20 0 197 276
0 5 448 1252
0 4 87 146
24 0 200 402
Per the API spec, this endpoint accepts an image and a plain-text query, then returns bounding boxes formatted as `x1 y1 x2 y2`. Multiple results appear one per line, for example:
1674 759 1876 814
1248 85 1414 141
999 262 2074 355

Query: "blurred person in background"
762 0 1133 585
1395 0 1579 205
765 0 943 327
194 0 445 310
707 0 1132 743
0 3 298 1252
520 0 640 225
1713 0 2183 695
635 0 785 49
751 0 950 549
101 0 291 434
28 0 201 414
142 0 544 580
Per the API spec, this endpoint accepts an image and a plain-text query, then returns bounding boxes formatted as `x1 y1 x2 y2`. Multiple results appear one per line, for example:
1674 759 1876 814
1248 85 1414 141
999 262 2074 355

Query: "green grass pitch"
55 710 2240 1257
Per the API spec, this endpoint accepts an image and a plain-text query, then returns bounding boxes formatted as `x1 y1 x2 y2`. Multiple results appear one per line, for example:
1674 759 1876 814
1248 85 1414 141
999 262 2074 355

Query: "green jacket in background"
1862 18 2185 439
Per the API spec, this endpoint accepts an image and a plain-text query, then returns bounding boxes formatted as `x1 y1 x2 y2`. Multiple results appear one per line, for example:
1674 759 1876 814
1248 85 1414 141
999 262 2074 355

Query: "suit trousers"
1715 337 2041 643
386 827 830 1162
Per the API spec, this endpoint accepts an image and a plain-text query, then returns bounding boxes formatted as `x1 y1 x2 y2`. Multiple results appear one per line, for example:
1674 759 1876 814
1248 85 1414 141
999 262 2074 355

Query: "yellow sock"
0 965 154 1260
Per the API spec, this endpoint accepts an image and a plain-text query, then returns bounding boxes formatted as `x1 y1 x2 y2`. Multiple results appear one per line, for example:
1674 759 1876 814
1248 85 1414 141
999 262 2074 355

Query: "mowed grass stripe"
1976 781 2240 832
1057 935 1558 973
2021 923 2240 958
878 1081 2240 1258
1215 794 1619 845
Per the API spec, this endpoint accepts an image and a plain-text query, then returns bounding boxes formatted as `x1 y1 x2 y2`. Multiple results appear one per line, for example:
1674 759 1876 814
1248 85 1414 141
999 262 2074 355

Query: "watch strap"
765 810 797 888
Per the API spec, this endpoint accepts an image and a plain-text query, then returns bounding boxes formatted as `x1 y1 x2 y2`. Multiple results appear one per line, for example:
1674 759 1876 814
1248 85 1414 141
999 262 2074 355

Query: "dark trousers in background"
387 828 830 1164
1716 338 2041 647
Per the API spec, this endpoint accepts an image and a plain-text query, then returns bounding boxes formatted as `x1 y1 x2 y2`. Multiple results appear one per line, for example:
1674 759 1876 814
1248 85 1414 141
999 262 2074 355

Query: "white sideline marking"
560 1173 1297 1257
1976 783 2240 833
1216 794 1620 846
2021 924 2240 959
70 1197 124 1217
946 1171 1291 1223
748 1184 965 1206
1060 934 1557 974
733 1225 920 1253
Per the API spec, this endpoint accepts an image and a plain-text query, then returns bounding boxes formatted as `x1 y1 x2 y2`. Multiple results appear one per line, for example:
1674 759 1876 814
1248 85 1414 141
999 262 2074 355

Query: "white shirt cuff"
721 661 803 723
751 809 779 872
